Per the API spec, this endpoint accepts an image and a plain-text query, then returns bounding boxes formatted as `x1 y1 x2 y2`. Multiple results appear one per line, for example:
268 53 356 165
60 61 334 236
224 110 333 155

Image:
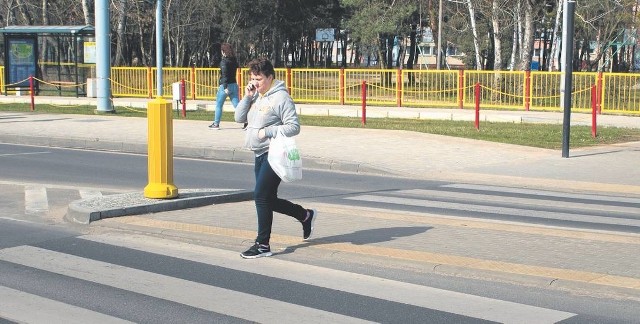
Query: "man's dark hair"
247 57 275 78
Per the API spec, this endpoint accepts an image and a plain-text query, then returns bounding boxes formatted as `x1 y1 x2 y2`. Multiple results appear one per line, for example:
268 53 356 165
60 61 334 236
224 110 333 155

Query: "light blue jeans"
213 83 239 124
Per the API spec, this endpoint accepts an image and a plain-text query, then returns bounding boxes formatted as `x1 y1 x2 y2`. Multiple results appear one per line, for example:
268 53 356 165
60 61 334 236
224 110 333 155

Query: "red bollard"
474 82 480 130
591 84 597 138
29 75 35 111
361 81 367 126
180 78 186 118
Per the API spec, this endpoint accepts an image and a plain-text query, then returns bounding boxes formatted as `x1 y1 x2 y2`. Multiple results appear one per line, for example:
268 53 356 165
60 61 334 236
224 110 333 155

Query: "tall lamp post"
95 0 113 112
561 0 576 158
436 0 443 69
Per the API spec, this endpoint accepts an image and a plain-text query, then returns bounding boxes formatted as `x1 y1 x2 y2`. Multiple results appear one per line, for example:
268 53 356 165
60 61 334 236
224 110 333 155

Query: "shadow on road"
278 226 432 255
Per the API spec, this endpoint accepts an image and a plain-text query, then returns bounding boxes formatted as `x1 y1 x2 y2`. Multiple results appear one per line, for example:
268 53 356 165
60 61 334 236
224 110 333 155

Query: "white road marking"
0 180 126 192
397 188 640 214
0 286 133 324
0 151 51 157
80 232 576 324
24 186 49 214
0 246 371 324
346 194 640 227
0 216 35 223
442 184 640 204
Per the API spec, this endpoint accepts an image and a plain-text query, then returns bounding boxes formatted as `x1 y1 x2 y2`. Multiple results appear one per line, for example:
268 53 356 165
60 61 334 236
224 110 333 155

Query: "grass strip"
1 102 639 150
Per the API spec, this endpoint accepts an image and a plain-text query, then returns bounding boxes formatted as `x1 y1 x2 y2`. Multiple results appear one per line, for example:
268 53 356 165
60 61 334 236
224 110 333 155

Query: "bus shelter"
0 25 95 97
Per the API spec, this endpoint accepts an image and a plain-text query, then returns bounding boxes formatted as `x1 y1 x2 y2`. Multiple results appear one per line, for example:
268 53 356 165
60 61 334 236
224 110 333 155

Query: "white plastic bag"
268 129 302 182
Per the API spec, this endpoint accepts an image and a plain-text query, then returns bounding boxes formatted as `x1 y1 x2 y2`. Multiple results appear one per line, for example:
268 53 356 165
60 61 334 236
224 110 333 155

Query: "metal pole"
95 0 113 112
436 0 443 69
156 0 163 97
561 0 576 158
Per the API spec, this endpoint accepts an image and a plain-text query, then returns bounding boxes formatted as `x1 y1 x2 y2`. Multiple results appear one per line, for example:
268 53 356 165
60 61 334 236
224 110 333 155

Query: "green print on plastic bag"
288 148 300 161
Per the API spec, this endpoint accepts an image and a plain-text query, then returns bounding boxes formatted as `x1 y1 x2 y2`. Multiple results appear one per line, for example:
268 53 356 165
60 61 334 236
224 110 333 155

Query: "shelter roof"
0 25 95 35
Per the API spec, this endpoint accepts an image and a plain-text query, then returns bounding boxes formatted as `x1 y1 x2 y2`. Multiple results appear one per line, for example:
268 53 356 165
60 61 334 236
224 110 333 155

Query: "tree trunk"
428 0 439 64
135 2 149 67
517 1 524 61
340 35 348 68
548 0 562 71
41 0 49 61
490 0 503 100
508 2 520 71
491 0 502 71
14 0 33 24
166 0 174 67
82 0 93 25
407 24 417 70
377 36 387 69
466 0 483 70
114 0 128 66
518 0 535 71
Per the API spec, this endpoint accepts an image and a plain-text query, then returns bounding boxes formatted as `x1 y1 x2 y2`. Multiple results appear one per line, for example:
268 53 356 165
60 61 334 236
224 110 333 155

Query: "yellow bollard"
144 97 178 198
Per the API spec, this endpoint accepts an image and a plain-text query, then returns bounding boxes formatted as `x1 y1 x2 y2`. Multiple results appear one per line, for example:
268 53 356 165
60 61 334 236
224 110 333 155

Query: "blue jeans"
254 153 306 245
213 83 239 124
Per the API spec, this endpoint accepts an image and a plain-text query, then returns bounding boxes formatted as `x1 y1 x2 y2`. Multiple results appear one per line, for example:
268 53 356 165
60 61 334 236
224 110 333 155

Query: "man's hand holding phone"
246 83 256 96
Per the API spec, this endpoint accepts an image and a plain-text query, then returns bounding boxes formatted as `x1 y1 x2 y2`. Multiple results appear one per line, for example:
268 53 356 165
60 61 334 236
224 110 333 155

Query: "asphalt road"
1 218 638 323
2 143 639 233
1 143 640 322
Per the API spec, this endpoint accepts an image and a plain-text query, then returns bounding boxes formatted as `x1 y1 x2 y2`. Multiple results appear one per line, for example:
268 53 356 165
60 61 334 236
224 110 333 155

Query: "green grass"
2 102 639 150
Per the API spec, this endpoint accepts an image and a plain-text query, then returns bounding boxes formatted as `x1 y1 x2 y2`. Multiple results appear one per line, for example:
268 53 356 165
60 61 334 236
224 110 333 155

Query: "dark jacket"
219 56 239 89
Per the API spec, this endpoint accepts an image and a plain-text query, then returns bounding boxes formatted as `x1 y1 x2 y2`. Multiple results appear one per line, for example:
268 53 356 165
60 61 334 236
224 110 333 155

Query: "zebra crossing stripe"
24 185 49 214
346 194 640 227
80 232 576 323
0 245 370 324
442 184 640 204
0 286 132 324
400 188 640 214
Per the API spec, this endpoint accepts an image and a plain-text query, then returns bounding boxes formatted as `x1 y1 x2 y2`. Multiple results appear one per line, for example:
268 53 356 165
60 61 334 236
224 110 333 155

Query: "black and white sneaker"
302 209 317 240
208 122 220 130
240 242 272 259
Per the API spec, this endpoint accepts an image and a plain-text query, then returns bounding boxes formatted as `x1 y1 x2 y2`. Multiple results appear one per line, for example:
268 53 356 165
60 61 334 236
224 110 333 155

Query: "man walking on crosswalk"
234 57 317 259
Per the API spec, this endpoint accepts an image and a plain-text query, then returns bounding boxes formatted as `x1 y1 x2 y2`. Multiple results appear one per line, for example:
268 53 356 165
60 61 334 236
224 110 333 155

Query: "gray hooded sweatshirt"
234 80 300 156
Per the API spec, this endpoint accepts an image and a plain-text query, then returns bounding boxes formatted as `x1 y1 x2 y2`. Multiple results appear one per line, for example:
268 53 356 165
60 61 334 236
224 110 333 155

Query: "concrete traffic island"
65 188 253 224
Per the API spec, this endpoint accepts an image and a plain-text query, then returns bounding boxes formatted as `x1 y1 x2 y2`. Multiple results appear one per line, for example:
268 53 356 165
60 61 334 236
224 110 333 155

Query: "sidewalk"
2 95 640 190
1 96 640 298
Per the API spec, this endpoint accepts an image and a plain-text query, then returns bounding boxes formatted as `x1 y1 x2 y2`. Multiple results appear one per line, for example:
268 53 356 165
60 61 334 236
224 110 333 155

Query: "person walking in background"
234 57 317 259
209 43 243 130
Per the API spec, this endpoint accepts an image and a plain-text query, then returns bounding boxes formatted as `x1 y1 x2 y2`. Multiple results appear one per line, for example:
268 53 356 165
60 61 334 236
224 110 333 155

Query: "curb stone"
65 188 253 224
0 134 391 176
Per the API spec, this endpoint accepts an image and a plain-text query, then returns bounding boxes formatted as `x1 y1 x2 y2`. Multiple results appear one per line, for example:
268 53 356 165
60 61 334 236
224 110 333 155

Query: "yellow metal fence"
1 66 639 115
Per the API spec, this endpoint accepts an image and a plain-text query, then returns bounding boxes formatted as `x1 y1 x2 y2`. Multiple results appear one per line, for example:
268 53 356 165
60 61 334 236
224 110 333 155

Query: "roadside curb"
65 188 253 224
0 134 391 177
